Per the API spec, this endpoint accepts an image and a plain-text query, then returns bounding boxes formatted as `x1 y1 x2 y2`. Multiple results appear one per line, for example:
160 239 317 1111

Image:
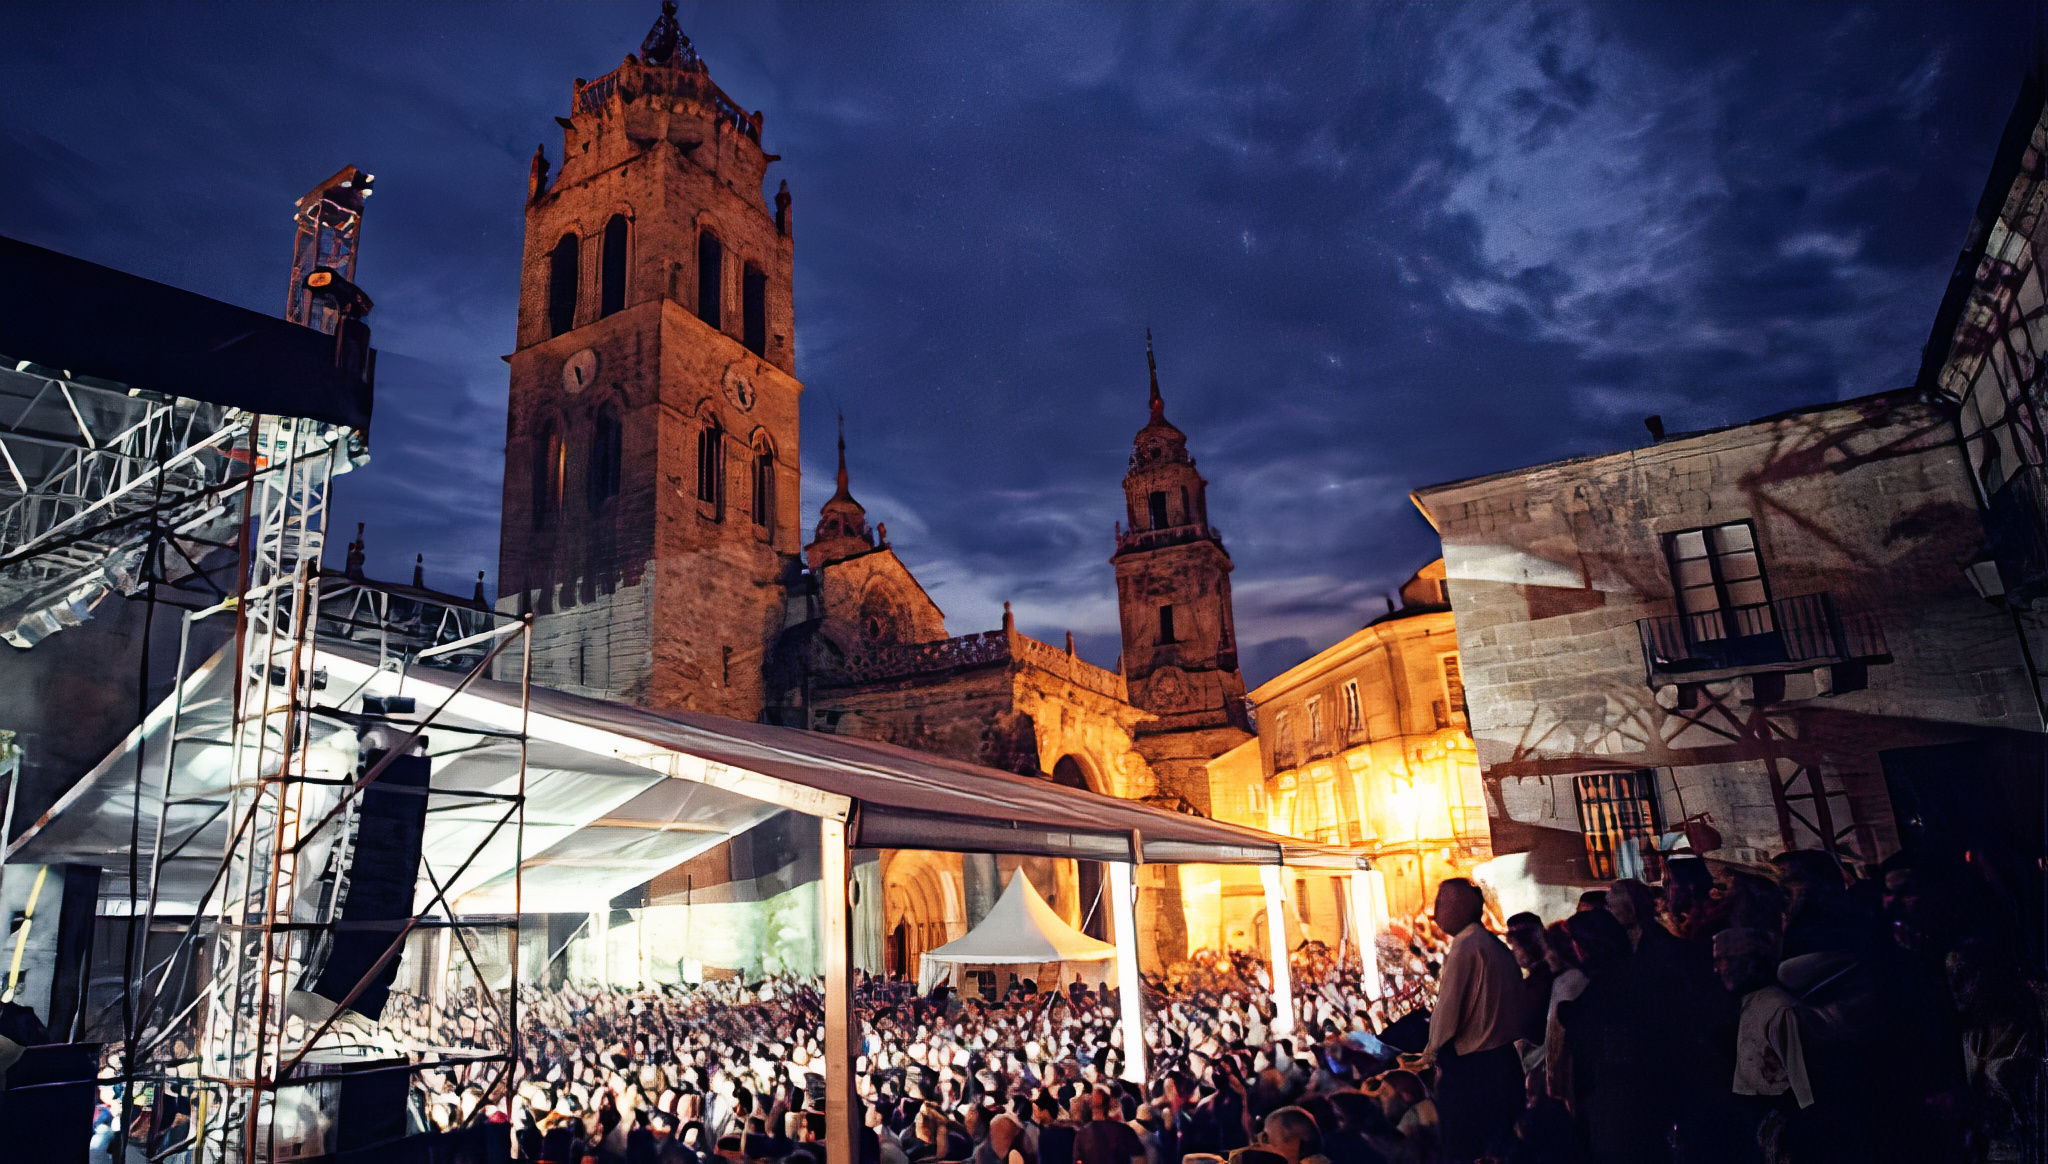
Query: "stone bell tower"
497 4 801 719
1112 334 1252 812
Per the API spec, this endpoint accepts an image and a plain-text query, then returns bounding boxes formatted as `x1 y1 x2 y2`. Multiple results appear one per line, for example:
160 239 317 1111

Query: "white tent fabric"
925 873 1114 964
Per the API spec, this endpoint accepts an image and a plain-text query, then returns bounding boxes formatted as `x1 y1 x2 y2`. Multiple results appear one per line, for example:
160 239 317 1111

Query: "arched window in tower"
600 214 629 318
696 230 723 329
751 442 775 532
532 422 564 528
742 263 768 355
588 406 622 508
1180 485 1191 526
1157 603 1176 644
547 234 580 337
696 422 724 517
1148 491 1169 530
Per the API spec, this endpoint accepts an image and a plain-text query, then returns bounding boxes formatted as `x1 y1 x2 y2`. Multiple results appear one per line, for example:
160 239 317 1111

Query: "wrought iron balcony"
1636 592 1888 686
1986 463 2048 605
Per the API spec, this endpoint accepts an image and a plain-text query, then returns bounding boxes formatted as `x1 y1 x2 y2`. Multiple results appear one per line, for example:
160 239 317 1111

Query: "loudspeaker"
335 1063 410 1151
309 750 429 1021
0 1042 100 1163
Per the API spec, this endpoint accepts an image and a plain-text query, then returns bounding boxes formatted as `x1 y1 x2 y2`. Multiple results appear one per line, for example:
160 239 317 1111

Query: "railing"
575 72 619 116
844 630 1010 682
1636 591 1887 683
573 63 763 142
840 627 1130 700
1011 633 1128 701
1986 463 2048 603
1115 522 1223 554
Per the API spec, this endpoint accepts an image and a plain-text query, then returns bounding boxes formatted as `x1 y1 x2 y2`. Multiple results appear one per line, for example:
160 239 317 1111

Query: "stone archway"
880 850 965 984
1052 756 1110 941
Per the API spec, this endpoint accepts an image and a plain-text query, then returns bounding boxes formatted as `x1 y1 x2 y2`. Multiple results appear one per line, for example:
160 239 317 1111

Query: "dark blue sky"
1 2 2033 684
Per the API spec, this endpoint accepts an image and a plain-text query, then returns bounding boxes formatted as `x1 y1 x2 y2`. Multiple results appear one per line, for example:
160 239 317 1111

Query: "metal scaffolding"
285 167 372 335
93 164 528 1161
0 361 247 647
126 520 531 1160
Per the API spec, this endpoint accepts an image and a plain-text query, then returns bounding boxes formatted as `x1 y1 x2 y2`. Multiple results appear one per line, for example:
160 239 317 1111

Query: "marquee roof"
9 640 1364 915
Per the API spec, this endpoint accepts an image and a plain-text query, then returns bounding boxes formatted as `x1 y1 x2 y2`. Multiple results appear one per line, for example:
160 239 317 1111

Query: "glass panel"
1718 550 1762 582
1725 579 1768 608
1712 523 1754 552
1671 530 1708 558
1676 559 1716 588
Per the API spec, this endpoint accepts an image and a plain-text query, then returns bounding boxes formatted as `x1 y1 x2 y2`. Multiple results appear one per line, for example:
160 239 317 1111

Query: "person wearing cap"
1420 878 1524 1163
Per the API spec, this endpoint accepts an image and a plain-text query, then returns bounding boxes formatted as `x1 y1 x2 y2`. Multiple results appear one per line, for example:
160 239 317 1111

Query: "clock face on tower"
722 363 758 412
562 348 598 394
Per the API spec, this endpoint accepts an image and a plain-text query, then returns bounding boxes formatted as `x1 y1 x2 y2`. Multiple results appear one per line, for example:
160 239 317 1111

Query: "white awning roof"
9 640 1366 917
924 872 1114 965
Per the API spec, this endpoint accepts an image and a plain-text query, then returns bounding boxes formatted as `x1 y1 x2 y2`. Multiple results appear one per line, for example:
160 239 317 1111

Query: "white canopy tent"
916 871 1113 994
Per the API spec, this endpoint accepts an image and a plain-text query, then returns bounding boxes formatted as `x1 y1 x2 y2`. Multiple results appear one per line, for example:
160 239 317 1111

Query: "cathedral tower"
497 7 801 718
1113 335 1252 811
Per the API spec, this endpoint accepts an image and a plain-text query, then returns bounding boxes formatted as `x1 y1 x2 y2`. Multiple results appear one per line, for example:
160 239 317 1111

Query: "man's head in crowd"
1773 849 1847 918
1712 927 1777 995
1564 906 1632 974
1664 857 1714 919
1605 879 1658 941
1504 913 1546 971
1432 878 1483 938
1260 1106 1323 1164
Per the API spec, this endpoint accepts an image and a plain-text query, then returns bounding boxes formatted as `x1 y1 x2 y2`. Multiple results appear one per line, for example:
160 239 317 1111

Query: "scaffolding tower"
89 167 530 1162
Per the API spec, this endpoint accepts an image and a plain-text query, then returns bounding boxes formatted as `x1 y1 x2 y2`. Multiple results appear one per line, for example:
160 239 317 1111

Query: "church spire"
835 411 849 497
808 412 874 569
1146 329 1164 419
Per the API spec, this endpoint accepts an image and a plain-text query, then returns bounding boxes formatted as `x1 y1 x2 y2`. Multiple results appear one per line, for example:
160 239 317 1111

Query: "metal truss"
101 415 532 1162
0 359 248 646
286 167 371 335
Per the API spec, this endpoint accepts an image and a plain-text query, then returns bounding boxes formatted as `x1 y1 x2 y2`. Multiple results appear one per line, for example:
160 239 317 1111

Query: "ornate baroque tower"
1113 336 1252 812
498 8 801 719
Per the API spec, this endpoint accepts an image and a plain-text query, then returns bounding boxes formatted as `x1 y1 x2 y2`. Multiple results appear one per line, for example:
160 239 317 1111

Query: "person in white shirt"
1422 878 1525 1163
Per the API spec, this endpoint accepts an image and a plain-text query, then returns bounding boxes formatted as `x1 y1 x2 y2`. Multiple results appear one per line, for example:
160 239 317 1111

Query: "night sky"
1 2 2034 684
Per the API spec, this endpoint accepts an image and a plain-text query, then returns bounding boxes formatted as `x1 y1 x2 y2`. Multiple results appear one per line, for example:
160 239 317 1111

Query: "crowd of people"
457 849 2040 1164
97 849 2043 1164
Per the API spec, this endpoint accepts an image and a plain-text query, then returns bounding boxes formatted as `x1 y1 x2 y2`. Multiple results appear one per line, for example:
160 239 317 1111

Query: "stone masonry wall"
1416 392 2039 896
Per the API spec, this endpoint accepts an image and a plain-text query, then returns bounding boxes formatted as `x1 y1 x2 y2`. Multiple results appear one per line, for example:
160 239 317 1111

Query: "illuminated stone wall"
1415 392 2041 921
1214 561 1490 925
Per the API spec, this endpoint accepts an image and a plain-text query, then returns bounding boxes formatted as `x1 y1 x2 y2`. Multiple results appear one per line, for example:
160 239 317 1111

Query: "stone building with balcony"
1412 388 2043 920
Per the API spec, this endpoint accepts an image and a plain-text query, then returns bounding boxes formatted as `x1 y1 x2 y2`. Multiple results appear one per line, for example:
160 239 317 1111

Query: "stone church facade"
494 17 1255 980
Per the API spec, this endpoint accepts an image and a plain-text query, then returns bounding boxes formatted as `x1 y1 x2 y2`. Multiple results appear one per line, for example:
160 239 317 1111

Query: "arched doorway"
1053 756 1109 941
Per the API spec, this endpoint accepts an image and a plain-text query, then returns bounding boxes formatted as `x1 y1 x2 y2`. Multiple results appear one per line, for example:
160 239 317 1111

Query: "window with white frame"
1440 654 1465 723
1342 679 1363 735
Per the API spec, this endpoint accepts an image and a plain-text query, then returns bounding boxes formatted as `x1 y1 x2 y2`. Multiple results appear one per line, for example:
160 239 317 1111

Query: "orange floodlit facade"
1209 561 1490 930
